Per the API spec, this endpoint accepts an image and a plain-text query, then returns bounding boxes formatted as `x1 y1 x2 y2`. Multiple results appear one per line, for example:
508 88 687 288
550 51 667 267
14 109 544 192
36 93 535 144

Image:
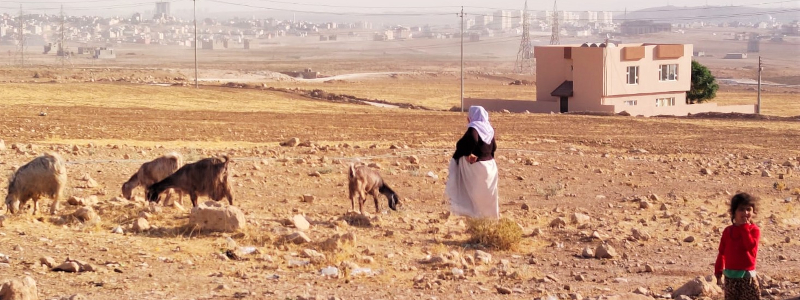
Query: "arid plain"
1 28 799 300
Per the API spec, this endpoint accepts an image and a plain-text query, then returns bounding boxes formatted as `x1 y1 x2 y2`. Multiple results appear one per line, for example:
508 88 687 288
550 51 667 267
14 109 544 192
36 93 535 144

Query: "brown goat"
146 156 233 208
5 152 67 215
122 152 184 205
348 163 399 214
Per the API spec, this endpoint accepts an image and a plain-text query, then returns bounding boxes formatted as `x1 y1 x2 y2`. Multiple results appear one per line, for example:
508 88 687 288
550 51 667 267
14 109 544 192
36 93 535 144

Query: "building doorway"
560 96 568 113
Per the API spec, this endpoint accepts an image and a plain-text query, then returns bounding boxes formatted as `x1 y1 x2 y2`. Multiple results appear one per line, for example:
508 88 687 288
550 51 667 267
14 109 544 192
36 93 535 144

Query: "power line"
206 0 454 16
464 0 798 13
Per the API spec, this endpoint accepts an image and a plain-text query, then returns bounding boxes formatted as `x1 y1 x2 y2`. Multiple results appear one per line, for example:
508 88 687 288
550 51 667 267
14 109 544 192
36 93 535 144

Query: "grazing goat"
122 152 184 205
5 152 67 215
348 163 399 214
146 156 233 208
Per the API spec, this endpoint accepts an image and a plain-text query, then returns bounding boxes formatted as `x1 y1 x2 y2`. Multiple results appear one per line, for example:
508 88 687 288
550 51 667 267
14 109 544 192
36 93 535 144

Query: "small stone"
283 232 311 245
496 286 512 294
40 256 57 268
111 226 124 234
581 247 594 258
762 170 771 177
280 138 300 147
595 244 617 259
645 264 654 272
133 218 150 232
550 217 567 228
639 201 652 209
302 194 316 203
633 287 649 295
521 203 530 211
53 261 81 273
292 215 311 231
684 236 695 243
474 250 492 265
571 213 590 225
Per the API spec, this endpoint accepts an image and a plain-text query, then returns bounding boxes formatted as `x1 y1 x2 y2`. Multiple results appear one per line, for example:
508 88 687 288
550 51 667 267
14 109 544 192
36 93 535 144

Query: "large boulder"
188 203 246 232
0 276 39 300
672 276 722 298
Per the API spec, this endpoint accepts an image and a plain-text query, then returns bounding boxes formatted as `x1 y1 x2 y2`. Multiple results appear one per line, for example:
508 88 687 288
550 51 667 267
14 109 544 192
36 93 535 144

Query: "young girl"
715 192 761 300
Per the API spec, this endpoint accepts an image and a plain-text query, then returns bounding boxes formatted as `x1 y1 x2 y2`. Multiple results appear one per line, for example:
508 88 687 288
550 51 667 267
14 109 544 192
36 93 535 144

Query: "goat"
348 163 399 214
145 156 233 208
5 152 67 215
122 152 184 205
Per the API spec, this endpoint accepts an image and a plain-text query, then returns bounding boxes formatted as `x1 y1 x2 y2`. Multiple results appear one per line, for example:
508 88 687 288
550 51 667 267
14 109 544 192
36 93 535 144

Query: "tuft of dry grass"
466 218 523 251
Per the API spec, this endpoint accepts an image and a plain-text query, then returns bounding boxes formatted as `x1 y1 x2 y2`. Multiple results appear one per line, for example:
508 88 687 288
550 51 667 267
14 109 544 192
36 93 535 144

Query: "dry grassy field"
1 27 800 300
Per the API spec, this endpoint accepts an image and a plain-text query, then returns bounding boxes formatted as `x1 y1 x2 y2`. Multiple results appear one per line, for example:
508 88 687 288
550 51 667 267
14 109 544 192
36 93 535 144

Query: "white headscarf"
467 106 494 144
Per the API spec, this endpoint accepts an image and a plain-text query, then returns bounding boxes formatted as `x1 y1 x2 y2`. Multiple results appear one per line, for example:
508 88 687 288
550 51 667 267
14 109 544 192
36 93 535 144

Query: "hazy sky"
3 0 797 18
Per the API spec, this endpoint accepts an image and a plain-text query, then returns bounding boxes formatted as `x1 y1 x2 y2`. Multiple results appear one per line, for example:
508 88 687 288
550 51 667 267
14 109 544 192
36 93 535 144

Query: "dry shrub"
467 218 523 250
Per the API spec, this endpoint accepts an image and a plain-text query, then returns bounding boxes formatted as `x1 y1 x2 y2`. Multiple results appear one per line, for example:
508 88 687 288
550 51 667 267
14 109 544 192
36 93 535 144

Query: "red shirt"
714 223 760 276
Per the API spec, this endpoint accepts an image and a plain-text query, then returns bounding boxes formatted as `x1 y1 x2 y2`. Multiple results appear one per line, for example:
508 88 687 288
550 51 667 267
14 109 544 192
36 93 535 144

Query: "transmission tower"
57 5 72 67
549 0 560 45
14 5 27 66
515 0 533 74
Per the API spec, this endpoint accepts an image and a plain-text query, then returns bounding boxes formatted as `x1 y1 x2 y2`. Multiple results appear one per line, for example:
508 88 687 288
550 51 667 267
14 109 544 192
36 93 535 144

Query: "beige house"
466 43 756 116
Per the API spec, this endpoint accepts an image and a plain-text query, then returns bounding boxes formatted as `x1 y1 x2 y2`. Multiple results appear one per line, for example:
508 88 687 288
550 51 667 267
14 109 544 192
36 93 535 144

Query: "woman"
445 106 499 219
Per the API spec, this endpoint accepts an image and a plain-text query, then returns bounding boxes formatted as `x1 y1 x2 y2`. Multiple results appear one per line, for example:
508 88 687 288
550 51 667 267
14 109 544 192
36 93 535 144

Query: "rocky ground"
1 94 799 300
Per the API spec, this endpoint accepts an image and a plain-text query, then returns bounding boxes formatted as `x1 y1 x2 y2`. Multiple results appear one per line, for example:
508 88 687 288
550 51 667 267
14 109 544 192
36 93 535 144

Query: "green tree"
687 60 719 104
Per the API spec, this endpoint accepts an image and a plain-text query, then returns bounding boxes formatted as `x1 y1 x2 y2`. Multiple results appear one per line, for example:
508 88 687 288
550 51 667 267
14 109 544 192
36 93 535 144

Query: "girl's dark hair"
730 192 758 223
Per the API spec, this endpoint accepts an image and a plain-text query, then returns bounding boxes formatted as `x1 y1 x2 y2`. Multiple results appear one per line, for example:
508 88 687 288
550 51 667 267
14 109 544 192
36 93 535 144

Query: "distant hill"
621 5 800 24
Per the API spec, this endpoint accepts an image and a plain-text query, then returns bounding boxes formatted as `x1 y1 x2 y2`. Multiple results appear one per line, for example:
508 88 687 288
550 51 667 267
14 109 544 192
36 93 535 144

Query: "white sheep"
5 152 67 215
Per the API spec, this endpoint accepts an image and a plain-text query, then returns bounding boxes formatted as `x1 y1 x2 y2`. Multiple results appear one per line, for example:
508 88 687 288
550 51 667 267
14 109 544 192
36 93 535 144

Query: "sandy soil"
0 84 799 300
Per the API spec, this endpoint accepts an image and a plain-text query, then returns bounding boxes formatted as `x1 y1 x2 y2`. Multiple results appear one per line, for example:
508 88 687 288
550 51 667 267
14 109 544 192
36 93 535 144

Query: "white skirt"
445 157 499 219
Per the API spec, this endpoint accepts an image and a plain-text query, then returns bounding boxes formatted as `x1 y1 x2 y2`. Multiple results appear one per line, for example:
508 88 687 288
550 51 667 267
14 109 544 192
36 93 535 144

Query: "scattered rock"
292 215 311 231
132 218 150 232
762 170 772 177
550 217 567 228
672 276 722 298
280 138 300 147
188 204 247 232
39 256 56 268
0 276 39 300
640 201 652 209
319 233 356 251
53 262 81 273
282 232 312 245
581 247 594 258
645 264 654 272
496 286 512 294
302 194 316 203
631 228 651 241
407 156 419 164
683 236 695 243
72 207 98 223
474 250 492 265
301 249 327 264
571 213 591 225
595 244 617 259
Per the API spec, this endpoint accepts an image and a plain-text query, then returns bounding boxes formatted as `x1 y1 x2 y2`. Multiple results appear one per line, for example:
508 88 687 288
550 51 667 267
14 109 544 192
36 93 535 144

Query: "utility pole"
57 5 71 67
459 7 465 112
550 0 559 45
15 4 25 66
515 0 533 74
757 56 762 114
194 0 199 88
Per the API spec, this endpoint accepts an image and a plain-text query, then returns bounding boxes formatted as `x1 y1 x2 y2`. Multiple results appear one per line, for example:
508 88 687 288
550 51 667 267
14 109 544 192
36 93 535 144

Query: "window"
624 100 638 106
655 97 676 107
626 66 639 84
659 64 678 81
